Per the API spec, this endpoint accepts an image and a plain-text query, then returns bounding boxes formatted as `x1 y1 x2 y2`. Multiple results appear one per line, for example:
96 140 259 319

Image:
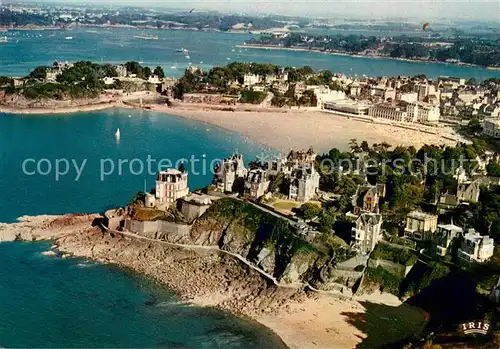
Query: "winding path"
101 223 303 289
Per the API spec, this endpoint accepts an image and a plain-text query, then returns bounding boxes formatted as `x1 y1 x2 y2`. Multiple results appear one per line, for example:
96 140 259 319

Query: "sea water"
0 107 269 222
0 108 285 347
0 242 286 348
0 28 499 80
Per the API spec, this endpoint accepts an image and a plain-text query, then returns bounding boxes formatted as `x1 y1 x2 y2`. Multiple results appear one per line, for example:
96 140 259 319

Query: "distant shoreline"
0 101 119 115
238 44 498 70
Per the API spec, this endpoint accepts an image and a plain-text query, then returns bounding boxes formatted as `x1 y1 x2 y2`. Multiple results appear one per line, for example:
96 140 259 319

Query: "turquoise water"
1 26 498 347
0 107 268 223
0 242 286 348
1 28 499 80
0 108 285 347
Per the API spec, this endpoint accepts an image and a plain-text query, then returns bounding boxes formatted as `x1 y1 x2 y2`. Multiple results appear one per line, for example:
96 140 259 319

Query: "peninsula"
2 139 500 348
243 32 500 69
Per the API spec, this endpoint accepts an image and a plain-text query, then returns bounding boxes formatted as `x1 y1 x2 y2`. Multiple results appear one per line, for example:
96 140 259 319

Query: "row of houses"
212 149 320 202
404 211 495 263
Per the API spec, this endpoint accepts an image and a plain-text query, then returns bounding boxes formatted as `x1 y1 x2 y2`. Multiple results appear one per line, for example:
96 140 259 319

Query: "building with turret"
351 213 383 255
155 168 189 206
245 169 271 199
213 154 247 193
288 166 320 202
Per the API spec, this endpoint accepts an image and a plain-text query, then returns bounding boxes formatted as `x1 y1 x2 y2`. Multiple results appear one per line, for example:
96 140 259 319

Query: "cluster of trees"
249 33 500 67
314 138 495 234
0 9 53 27
173 62 284 97
173 62 342 107
124 62 164 79
251 33 380 53
1 61 164 100
0 8 287 31
239 90 267 104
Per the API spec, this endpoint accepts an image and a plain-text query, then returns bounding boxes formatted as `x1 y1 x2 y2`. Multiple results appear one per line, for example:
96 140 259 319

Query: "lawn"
273 201 300 211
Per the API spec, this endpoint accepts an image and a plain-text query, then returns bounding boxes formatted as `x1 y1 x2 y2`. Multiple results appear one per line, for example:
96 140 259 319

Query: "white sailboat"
115 128 121 140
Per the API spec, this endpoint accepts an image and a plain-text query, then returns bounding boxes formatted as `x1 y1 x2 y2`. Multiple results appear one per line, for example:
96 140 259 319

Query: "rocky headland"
0 203 427 348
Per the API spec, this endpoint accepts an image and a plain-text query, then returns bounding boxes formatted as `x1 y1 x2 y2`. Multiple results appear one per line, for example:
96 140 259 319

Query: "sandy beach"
0 97 461 152
153 104 460 152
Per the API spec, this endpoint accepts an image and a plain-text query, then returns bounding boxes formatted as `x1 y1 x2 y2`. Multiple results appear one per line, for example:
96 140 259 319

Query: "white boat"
0 36 7 43
115 128 121 139
64 36 73 40
185 55 190 59
134 34 159 40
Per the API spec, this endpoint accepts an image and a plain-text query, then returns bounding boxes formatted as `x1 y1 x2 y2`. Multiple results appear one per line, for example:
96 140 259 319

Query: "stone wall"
124 219 191 243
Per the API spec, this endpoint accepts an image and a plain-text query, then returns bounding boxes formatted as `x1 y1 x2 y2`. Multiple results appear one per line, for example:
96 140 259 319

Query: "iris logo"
460 321 490 335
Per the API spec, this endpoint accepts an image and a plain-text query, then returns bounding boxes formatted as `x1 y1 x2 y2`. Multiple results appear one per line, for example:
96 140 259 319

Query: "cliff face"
190 199 327 285
54 227 305 317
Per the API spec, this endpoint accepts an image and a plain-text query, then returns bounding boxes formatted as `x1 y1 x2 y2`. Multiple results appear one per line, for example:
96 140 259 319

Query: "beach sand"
154 105 460 152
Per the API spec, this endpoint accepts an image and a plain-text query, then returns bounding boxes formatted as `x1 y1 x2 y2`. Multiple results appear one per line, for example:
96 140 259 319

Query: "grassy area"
364 266 403 295
273 201 300 211
371 243 418 266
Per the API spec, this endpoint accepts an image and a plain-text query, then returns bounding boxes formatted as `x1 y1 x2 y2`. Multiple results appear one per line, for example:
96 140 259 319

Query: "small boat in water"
0 36 7 43
134 34 159 40
115 128 121 139
64 36 73 40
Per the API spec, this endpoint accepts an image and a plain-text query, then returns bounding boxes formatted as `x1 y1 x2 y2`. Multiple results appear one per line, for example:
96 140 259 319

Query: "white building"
351 213 383 255
371 85 396 101
368 104 411 122
114 65 128 77
213 154 247 192
398 92 418 103
417 82 438 102
306 85 345 107
289 166 320 202
458 230 495 263
323 100 370 115
245 169 270 199
155 169 189 205
243 73 261 87
404 211 438 241
103 77 115 85
482 119 500 139
435 223 463 257
406 102 440 123
148 75 161 84
438 76 465 89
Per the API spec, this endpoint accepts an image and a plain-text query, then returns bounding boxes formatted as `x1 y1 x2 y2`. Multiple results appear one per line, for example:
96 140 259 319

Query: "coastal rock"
0 229 18 242
256 247 276 275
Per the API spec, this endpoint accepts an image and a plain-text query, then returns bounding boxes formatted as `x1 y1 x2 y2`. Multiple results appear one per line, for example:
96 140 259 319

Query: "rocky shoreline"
0 213 426 348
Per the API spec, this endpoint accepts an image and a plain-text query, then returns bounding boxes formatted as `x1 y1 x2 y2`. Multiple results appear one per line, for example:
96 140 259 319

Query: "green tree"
318 209 337 233
360 140 370 153
153 66 165 78
28 66 49 80
143 67 152 79
487 161 500 177
298 203 322 220
468 118 482 132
